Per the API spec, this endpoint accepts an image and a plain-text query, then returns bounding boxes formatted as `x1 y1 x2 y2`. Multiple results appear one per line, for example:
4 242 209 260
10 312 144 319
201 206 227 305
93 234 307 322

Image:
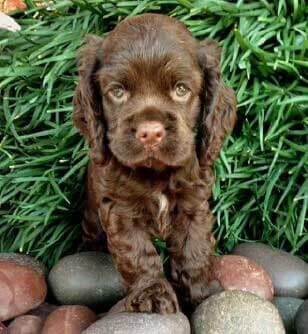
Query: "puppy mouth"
114 148 190 170
130 149 168 169
110 135 193 169
133 157 166 169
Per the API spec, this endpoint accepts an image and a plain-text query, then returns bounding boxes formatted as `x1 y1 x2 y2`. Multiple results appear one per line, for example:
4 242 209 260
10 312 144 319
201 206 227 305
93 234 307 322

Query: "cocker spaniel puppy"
73 13 236 314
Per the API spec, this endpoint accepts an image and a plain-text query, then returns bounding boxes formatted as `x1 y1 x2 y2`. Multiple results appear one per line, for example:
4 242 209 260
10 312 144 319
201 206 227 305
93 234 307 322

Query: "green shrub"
0 0 307 267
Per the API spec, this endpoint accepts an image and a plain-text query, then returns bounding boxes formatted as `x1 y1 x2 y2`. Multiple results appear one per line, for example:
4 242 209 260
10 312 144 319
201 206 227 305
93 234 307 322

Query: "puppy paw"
124 278 179 314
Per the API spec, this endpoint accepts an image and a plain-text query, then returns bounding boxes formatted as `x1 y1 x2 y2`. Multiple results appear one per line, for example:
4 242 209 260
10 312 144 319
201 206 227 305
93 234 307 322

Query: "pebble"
0 253 47 321
295 299 308 334
274 297 304 333
191 290 285 334
48 252 125 308
210 255 274 300
42 305 97 334
83 312 190 334
8 315 43 334
232 243 308 298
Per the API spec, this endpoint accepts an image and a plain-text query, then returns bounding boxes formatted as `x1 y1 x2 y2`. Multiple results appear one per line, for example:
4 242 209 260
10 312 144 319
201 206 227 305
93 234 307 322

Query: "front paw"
124 278 179 314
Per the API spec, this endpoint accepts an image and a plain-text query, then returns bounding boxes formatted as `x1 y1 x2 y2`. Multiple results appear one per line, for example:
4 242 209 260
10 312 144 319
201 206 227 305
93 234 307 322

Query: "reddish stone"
210 255 274 301
0 262 47 321
0 0 27 13
42 306 97 334
8 315 43 334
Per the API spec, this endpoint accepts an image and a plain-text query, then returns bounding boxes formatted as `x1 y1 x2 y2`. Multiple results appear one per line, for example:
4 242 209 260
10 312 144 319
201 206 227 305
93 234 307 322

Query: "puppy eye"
171 83 191 102
175 83 189 97
110 87 125 99
107 85 129 103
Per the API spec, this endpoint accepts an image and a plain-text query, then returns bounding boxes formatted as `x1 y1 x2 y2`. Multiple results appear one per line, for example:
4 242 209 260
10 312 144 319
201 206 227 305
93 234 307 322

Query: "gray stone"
82 312 190 334
232 243 308 298
0 253 47 276
48 252 125 309
191 290 285 334
295 299 308 334
274 297 304 333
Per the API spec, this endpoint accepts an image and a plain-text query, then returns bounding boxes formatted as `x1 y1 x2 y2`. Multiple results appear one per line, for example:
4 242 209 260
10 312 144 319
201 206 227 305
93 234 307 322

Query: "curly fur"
73 13 237 314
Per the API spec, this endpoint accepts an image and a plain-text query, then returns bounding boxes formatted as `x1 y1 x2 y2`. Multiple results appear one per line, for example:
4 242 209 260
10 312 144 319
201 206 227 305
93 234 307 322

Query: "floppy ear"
197 39 237 169
73 35 107 165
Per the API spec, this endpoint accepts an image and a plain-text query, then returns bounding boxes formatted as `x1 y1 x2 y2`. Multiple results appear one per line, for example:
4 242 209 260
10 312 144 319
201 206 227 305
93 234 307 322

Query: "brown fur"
73 14 237 314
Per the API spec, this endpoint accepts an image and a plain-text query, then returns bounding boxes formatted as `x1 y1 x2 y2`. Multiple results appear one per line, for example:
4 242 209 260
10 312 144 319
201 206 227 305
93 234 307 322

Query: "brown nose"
136 121 166 146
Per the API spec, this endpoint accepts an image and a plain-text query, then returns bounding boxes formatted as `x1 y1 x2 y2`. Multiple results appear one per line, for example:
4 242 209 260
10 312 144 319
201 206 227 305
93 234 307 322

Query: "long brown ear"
197 39 237 169
73 35 107 165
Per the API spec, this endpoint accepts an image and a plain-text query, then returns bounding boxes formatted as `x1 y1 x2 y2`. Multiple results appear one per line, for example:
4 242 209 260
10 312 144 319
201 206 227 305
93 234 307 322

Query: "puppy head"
73 14 236 170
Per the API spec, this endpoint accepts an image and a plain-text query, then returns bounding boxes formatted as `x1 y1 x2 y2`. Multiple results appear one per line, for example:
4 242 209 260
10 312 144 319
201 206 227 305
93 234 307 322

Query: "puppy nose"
136 121 166 146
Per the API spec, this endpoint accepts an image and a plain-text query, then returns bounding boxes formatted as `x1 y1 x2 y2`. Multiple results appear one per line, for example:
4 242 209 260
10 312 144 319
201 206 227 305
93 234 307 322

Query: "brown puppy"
73 13 236 314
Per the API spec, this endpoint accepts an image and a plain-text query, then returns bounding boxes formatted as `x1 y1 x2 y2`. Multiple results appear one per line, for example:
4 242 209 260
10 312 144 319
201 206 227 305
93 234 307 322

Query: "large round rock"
0 253 47 321
274 297 304 333
49 252 125 308
232 243 308 298
295 299 308 334
191 290 285 334
83 312 190 334
210 255 274 300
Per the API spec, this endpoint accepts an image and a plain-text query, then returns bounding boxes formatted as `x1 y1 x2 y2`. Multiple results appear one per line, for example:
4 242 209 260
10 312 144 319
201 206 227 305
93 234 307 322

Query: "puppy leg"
168 202 215 309
82 206 108 251
82 164 108 251
104 214 179 314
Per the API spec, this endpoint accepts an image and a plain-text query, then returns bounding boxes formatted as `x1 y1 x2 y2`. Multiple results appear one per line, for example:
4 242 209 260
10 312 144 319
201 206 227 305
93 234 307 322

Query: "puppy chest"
148 192 173 239
157 193 169 218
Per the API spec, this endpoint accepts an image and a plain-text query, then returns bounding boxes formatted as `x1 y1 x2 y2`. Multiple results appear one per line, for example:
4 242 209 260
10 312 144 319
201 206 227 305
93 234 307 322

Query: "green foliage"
0 0 307 267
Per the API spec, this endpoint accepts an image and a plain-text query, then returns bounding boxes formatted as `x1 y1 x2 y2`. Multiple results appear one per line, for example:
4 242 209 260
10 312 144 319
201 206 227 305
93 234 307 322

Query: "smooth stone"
232 243 308 298
0 322 8 334
0 261 47 321
1 0 27 14
42 305 97 334
274 297 304 333
295 299 308 334
8 315 43 334
82 312 190 334
191 290 285 334
49 252 125 308
210 255 274 301
0 253 47 276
